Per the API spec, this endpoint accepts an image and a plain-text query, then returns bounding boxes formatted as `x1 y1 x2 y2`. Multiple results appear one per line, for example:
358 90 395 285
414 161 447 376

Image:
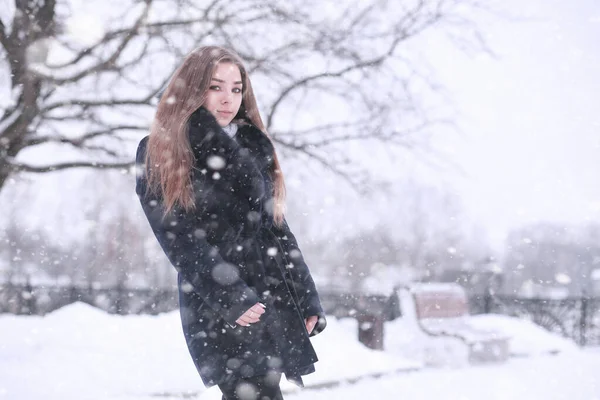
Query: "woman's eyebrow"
211 77 243 85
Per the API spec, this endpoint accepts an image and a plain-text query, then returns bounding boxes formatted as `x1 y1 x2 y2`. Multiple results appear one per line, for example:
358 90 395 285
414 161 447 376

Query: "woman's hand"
235 303 266 327
305 315 319 334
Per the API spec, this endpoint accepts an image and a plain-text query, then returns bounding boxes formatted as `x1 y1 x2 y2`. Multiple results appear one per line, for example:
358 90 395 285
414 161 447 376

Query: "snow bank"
0 302 200 400
294 317 420 386
0 303 418 400
384 313 579 363
468 314 579 356
0 302 584 400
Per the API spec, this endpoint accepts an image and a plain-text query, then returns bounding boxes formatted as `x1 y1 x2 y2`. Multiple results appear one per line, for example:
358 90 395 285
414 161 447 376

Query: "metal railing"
2 283 599 346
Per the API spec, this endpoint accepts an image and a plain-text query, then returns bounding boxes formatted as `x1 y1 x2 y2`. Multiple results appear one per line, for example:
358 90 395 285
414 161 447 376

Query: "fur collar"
188 107 274 173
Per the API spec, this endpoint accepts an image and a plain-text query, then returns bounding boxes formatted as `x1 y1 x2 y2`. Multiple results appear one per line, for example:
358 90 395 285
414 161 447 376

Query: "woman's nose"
221 91 232 104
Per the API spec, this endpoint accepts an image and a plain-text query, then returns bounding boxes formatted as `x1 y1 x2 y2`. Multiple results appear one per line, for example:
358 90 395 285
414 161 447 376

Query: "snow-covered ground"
1 303 598 400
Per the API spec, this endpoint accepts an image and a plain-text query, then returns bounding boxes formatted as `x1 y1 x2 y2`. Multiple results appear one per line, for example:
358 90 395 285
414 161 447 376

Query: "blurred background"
1 0 599 325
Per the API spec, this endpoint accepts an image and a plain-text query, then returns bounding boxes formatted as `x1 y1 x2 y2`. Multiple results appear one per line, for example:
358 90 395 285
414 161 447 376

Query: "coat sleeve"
135 137 260 328
271 217 327 336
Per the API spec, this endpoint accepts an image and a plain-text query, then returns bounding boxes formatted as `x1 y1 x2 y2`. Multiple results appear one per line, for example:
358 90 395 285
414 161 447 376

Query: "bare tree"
0 0 491 192
503 222 600 296
0 177 34 283
73 169 169 287
313 180 492 290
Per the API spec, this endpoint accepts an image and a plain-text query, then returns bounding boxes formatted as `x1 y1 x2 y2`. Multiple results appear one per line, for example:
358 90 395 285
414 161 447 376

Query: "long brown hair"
145 46 286 226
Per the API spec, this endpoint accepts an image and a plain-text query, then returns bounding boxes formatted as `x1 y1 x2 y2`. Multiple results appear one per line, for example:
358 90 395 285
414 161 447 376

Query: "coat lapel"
235 124 275 173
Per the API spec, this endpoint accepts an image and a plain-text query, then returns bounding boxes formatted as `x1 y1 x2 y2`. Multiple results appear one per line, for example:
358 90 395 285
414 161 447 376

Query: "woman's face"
203 62 243 127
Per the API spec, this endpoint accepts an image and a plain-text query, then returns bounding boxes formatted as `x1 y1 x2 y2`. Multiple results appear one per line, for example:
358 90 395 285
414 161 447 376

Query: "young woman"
135 46 326 400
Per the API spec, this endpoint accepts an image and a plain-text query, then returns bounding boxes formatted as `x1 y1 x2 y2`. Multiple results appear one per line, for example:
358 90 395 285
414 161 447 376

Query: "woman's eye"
233 88 242 94
209 85 220 91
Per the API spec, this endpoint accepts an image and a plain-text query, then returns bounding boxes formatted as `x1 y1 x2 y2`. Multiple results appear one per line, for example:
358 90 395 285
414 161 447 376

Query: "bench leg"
357 315 384 350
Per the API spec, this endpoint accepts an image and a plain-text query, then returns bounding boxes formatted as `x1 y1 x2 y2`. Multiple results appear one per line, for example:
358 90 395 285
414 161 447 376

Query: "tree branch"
285 118 446 149
37 0 57 37
41 97 152 113
0 106 25 147
38 0 152 85
23 125 148 147
9 160 135 173
275 139 363 191
45 13 220 70
274 119 373 137
0 19 7 49
265 33 405 130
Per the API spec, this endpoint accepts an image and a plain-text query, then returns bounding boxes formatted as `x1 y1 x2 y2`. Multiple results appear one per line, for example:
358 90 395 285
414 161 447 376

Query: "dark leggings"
218 373 284 400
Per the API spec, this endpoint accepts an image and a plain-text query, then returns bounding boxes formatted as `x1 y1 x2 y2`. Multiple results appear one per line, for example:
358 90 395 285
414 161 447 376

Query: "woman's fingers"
305 315 318 334
249 303 266 316
239 313 259 324
236 302 266 326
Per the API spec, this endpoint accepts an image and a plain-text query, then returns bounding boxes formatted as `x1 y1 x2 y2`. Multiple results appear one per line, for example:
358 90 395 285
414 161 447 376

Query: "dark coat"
135 107 326 388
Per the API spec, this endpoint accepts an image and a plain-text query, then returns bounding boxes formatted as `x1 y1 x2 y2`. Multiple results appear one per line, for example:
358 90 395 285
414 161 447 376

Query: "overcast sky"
288 0 600 252
416 0 600 248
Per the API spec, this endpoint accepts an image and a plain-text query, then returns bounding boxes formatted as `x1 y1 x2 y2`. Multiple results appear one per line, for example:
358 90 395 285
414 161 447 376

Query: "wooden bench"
397 283 509 366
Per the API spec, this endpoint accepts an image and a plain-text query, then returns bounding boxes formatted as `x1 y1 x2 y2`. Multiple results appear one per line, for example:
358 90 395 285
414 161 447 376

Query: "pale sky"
419 0 600 248
288 0 600 252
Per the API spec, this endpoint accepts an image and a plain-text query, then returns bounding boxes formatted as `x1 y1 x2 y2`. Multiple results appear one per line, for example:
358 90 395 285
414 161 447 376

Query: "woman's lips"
217 110 232 117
